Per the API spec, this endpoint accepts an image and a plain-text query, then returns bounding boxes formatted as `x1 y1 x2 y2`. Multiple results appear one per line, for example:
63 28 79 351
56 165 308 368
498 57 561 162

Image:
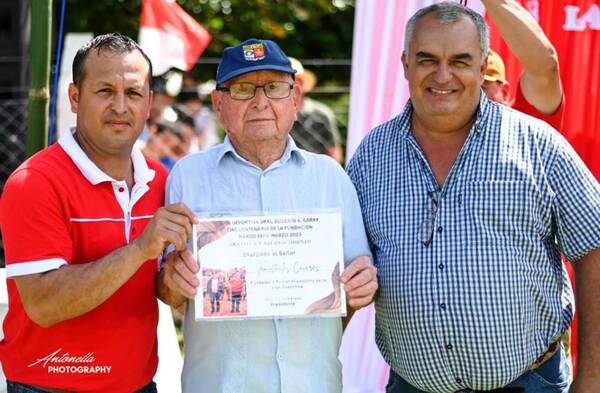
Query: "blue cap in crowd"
216 39 296 86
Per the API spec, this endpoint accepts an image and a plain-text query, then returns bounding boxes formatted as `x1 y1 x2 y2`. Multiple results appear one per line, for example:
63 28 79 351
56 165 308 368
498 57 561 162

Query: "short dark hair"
72 33 153 86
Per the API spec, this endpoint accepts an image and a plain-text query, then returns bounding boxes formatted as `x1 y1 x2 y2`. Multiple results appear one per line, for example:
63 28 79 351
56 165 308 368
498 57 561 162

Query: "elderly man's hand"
162 249 200 299
341 256 378 310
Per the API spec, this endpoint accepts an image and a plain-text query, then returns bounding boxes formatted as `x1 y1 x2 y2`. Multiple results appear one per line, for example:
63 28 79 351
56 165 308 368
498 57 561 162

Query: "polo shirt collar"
58 127 155 186
215 135 306 168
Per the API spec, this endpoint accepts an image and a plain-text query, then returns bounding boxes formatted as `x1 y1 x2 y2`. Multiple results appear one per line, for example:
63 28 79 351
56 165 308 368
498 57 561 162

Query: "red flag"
139 0 211 76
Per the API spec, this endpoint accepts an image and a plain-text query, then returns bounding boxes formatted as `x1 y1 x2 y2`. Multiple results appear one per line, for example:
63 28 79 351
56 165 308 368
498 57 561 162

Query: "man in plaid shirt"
348 2 600 392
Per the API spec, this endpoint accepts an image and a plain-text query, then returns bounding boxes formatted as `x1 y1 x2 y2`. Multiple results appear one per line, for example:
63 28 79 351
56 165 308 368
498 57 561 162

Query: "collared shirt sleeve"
346 148 363 193
346 141 376 263
1 168 70 277
165 164 183 205
162 164 186 260
548 134 600 261
339 166 372 266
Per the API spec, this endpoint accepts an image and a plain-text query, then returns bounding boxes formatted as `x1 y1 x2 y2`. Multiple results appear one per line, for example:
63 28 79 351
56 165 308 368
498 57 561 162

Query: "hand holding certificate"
193 212 346 320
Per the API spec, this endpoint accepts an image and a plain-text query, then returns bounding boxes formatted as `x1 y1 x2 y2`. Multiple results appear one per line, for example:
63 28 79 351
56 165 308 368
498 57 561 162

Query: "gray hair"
404 1 489 64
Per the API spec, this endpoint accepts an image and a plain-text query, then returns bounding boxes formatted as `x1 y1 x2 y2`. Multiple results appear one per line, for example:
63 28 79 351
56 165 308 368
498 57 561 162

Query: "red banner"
487 0 600 180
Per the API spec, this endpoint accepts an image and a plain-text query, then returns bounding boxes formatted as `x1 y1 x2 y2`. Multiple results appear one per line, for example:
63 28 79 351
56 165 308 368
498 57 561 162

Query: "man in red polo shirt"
481 0 564 131
0 33 195 392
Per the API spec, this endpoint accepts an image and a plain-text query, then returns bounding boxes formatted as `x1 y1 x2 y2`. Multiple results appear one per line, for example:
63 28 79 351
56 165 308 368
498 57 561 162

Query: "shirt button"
445 344 453 350
437 226 443 233
277 353 284 360
440 303 446 310
456 377 463 384
438 263 444 270
118 187 125 193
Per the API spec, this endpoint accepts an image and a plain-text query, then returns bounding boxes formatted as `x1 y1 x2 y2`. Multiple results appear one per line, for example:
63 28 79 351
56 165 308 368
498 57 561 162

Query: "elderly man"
0 34 195 392
157 38 377 393
347 3 600 393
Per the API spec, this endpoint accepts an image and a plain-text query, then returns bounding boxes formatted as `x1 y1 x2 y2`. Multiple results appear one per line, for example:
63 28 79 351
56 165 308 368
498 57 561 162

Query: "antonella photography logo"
28 348 112 374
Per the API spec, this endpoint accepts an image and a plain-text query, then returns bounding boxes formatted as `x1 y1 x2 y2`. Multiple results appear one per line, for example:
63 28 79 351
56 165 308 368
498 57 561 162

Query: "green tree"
63 0 355 149
63 0 354 80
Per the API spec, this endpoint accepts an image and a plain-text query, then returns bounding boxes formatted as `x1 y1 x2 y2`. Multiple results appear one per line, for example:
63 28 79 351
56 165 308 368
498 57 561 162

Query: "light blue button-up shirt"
347 94 600 392
167 136 370 393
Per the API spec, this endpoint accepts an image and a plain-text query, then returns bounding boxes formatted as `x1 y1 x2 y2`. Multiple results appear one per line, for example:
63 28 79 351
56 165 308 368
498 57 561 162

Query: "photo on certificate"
202 266 247 317
192 211 345 321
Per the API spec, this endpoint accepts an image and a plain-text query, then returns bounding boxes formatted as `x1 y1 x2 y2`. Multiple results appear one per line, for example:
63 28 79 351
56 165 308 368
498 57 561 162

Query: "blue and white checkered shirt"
347 94 600 392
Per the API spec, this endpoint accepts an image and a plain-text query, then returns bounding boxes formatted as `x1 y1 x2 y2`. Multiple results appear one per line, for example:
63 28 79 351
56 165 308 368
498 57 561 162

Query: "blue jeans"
7 380 157 393
386 348 570 393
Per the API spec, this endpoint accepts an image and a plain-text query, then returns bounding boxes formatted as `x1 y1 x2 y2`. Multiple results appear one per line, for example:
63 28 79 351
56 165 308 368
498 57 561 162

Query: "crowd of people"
135 75 218 171
0 1 598 392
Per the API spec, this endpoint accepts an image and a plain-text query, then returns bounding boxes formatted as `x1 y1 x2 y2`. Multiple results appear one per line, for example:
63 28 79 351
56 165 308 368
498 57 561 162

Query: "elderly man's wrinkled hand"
341 256 378 310
162 249 200 299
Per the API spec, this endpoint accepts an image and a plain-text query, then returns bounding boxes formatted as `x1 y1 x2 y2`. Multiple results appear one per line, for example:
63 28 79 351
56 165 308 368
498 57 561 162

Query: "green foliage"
63 0 354 81
64 0 143 38
63 0 354 57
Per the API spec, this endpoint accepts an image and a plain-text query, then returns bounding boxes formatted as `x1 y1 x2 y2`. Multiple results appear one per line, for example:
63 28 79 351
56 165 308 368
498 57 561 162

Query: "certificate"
193 211 345 320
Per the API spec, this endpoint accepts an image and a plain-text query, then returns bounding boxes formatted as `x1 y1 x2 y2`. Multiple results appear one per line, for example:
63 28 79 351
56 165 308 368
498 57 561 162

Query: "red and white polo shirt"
0 129 167 392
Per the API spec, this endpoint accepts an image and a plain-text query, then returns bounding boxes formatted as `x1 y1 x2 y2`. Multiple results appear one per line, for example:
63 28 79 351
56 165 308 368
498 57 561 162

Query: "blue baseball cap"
216 39 296 86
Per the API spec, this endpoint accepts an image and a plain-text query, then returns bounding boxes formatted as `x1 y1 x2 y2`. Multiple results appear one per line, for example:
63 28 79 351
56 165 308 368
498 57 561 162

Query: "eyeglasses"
216 81 294 100
419 189 441 247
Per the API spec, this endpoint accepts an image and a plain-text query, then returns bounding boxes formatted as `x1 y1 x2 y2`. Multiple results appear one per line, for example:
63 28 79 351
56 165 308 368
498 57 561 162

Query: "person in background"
172 105 211 154
481 0 563 130
178 76 219 151
289 58 343 163
142 118 187 171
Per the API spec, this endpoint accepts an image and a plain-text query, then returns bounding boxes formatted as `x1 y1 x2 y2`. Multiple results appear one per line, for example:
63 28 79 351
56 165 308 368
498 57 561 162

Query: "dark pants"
386 348 570 393
7 380 157 393
231 291 242 312
210 292 221 312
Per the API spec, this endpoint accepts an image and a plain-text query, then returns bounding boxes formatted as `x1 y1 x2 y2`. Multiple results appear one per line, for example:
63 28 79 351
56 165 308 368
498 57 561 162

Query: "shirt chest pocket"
464 180 548 242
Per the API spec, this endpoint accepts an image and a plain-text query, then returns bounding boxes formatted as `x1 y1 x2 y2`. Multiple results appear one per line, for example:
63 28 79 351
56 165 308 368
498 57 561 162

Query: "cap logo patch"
242 43 266 61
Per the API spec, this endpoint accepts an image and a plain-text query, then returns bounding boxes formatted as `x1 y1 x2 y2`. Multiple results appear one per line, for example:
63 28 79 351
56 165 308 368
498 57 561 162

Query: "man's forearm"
482 0 558 74
572 248 600 391
13 240 149 328
482 0 562 114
